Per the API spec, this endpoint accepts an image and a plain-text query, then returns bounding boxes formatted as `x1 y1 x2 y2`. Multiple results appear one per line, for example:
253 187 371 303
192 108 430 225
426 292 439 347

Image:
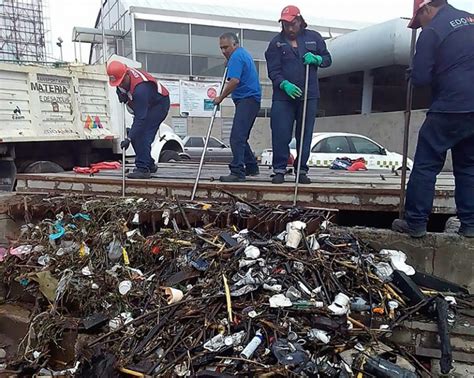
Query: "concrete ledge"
339 227 474 293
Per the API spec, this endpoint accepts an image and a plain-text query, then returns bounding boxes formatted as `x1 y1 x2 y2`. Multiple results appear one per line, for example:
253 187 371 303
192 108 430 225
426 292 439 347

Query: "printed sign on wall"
179 80 221 118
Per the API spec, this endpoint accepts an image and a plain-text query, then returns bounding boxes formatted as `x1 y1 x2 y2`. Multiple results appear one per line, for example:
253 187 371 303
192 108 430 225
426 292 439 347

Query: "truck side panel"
0 63 117 143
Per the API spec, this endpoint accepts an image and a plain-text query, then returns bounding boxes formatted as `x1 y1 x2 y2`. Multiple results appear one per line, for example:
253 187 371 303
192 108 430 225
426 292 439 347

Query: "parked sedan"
260 133 413 170
182 136 233 163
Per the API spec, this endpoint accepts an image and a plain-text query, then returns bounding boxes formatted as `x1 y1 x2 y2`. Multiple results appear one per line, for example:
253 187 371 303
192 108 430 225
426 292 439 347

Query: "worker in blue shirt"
213 32 262 182
265 5 331 184
107 61 170 179
393 0 474 238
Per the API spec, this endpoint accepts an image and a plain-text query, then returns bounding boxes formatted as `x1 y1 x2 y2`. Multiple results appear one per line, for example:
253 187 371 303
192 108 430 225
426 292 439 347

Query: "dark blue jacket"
411 5 474 113
119 82 166 140
265 29 331 101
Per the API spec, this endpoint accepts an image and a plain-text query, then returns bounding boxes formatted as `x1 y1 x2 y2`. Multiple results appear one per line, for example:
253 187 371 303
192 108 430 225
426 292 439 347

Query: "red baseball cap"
408 0 433 29
279 5 301 23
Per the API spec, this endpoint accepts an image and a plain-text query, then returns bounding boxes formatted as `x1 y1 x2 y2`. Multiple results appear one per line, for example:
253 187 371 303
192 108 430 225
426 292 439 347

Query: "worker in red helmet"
393 0 474 238
107 61 170 179
265 5 331 185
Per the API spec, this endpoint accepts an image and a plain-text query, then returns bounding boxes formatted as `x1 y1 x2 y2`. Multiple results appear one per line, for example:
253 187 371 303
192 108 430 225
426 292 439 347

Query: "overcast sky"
48 0 474 62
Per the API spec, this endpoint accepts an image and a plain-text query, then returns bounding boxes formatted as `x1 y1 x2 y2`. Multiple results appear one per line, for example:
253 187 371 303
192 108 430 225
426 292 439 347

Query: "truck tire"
159 150 180 163
22 161 64 174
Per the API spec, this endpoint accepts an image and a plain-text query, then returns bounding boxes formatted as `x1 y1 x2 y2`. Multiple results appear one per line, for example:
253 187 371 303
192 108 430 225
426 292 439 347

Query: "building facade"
77 0 363 154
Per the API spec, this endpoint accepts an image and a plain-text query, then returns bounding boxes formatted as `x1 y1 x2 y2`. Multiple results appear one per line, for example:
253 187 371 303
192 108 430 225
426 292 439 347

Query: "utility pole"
56 36 63 61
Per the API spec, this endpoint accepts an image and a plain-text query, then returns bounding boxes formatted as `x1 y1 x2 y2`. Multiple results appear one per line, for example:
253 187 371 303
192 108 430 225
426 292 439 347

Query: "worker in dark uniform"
107 60 170 179
265 5 331 184
393 0 474 237
213 32 262 182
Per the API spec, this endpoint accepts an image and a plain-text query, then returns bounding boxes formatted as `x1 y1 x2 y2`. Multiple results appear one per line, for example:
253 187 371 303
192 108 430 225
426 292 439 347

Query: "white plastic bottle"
240 330 263 359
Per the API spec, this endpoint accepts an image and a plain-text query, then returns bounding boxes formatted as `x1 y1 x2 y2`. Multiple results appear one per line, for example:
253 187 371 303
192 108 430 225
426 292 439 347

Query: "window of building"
123 35 133 59
372 65 430 112
253 60 262 79
257 108 266 118
318 72 363 117
192 56 225 76
135 20 146 31
372 66 406 113
137 52 190 75
136 20 189 54
191 25 240 58
242 29 276 60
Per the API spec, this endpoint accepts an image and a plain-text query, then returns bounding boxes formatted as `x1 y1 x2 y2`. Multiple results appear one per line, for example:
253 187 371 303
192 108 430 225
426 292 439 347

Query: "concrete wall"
342 227 474 293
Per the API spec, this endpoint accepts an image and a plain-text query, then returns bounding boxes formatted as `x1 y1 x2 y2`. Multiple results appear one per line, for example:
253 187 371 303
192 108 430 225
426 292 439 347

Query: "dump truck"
0 61 186 191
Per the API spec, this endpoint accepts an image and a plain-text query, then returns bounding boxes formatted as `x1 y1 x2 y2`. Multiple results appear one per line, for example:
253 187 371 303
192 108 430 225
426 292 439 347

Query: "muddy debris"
0 195 472 377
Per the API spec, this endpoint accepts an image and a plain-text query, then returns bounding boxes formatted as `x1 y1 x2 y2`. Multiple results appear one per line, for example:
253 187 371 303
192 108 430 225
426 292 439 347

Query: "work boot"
272 173 285 184
297 174 311 184
149 164 158 174
127 169 151 179
392 219 426 238
459 227 474 238
219 174 245 182
245 166 260 176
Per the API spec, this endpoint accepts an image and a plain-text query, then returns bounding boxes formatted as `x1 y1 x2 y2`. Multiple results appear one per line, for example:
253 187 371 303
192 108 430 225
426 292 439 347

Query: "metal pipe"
122 104 127 197
293 64 310 207
100 0 107 63
319 18 413 79
399 28 418 219
131 12 137 61
190 67 228 201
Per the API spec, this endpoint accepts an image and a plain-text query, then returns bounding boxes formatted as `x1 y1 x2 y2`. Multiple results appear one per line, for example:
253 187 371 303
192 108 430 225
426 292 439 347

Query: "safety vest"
127 67 169 100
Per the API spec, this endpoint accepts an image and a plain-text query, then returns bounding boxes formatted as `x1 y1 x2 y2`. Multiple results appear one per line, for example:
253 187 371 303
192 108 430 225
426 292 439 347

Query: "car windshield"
289 138 296 149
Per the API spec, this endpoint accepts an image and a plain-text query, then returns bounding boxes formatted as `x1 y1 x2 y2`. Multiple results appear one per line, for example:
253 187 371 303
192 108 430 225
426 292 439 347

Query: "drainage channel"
0 194 472 376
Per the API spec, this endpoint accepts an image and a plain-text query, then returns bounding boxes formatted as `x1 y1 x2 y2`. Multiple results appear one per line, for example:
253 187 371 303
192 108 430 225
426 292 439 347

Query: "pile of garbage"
0 196 472 376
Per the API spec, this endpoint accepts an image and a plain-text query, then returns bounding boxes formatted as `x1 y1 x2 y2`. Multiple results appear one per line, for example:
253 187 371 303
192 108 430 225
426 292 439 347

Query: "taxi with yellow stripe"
260 133 413 170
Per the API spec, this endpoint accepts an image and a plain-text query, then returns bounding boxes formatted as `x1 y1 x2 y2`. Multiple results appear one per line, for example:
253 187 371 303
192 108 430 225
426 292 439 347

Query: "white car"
260 133 414 170
126 123 189 163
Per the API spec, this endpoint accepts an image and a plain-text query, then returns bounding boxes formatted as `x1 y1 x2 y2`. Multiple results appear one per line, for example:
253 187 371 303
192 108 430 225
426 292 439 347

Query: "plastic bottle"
240 330 263 359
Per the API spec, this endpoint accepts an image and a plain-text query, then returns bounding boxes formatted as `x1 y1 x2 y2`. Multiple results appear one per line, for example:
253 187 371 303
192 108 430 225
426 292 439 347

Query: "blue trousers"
270 99 318 174
229 97 260 178
406 112 474 232
130 96 170 171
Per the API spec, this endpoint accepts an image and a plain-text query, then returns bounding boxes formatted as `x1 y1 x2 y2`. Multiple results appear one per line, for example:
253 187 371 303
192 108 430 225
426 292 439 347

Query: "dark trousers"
229 97 260 178
270 99 318 174
130 96 170 171
406 112 474 232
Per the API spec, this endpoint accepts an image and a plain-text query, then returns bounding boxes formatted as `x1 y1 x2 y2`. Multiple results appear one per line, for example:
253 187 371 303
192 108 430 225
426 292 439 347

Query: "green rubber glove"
280 80 303 99
303 52 323 66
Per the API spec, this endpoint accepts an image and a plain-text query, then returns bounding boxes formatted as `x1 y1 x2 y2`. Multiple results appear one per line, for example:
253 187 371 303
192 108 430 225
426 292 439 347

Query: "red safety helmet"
106 60 128 87
408 0 433 29
279 5 301 23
